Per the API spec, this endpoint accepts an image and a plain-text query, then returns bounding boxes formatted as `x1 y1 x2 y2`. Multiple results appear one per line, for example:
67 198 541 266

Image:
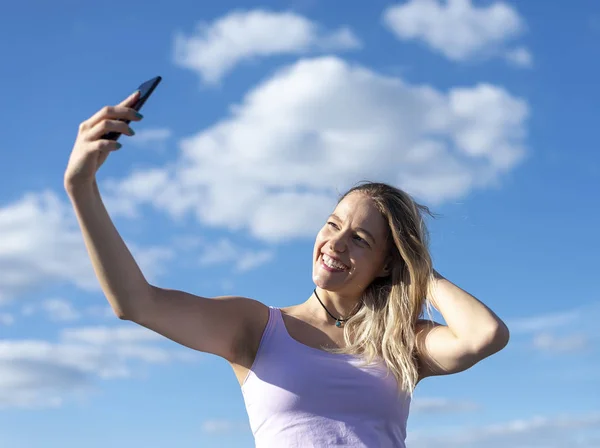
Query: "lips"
321 253 349 271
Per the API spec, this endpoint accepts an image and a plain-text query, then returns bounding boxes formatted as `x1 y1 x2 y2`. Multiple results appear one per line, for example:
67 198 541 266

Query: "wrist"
65 179 98 201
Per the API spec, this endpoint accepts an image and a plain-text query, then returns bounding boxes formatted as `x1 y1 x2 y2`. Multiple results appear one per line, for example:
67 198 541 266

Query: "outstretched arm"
416 270 510 380
64 92 268 364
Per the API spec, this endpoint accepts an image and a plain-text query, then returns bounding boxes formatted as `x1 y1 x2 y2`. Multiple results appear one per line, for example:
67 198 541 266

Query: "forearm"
428 270 509 350
66 181 152 319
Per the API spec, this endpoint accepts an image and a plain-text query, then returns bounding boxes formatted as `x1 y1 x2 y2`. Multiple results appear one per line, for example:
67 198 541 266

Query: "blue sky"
1 0 599 446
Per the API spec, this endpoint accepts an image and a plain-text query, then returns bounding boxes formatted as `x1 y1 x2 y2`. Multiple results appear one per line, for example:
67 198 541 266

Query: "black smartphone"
103 76 162 141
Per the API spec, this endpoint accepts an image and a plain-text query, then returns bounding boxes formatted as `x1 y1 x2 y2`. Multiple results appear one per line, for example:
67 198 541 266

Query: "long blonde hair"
331 181 434 394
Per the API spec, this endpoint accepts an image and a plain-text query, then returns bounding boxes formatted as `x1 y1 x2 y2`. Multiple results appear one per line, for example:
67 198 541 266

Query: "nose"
329 232 347 253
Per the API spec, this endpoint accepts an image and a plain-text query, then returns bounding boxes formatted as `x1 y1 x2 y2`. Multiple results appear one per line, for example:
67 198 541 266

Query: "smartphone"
103 75 162 141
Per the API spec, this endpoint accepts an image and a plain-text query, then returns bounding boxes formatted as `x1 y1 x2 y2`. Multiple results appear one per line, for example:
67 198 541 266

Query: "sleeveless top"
241 307 411 447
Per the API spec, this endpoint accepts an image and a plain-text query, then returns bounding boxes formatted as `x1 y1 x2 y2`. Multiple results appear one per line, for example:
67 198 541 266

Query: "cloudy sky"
1 0 599 447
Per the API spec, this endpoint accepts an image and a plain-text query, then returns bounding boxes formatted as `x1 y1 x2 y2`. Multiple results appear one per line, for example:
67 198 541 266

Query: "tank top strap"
256 306 287 352
268 306 288 335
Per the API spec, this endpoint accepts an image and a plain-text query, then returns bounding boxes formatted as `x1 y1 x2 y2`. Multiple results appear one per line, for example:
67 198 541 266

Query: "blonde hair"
331 181 434 394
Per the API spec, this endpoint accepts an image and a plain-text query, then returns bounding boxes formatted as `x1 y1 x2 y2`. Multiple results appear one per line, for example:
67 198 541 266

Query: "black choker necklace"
313 288 352 328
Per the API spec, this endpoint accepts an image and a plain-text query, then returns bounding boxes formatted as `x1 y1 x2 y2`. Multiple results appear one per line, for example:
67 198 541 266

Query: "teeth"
323 254 347 271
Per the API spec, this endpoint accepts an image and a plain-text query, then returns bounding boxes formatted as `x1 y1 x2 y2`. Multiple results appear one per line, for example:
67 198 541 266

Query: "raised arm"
64 92 268 363
415 270 510 380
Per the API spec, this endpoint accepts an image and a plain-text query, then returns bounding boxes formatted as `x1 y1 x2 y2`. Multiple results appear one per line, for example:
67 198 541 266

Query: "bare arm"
67 180 150 319
64 92 268 363
416 270 510 380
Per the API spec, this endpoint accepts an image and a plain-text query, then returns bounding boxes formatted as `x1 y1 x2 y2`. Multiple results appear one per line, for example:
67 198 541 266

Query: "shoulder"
230 297 270 362
232 296 270 333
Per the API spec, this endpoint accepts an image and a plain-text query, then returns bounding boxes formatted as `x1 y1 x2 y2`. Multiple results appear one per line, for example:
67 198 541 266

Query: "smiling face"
312 191 391 299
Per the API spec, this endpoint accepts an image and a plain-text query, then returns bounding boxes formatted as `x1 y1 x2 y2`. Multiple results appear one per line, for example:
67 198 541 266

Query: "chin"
312 271 345 293
311 254 353 292
312 270 333 290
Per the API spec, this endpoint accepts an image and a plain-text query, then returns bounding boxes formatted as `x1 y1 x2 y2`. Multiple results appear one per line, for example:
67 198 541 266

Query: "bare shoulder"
228 296 271 361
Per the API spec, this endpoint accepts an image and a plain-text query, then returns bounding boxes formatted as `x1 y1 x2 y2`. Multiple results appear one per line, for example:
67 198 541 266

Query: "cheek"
353 249 384 275
313 231 327 257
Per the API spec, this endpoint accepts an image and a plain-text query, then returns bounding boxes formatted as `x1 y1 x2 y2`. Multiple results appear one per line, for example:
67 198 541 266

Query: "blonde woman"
65 92 509 447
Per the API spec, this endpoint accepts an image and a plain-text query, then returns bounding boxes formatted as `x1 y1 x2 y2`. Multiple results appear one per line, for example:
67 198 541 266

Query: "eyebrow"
329 214 377 244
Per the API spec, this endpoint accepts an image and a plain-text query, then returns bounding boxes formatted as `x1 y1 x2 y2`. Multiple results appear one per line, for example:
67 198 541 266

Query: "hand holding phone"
65 76 162 191
102 76 162 141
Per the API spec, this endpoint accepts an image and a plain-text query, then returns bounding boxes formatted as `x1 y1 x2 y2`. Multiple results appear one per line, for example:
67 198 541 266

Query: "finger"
84 105 143 131
87 119 135 141
118 90 140 108
91 139 123 152
80 91 141 130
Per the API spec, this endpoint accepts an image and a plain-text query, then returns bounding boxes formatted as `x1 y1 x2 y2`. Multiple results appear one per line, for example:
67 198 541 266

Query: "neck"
311 287 362 322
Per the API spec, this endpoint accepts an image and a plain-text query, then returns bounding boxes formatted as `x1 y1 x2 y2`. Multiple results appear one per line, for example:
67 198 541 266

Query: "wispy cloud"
198 238 274 273
532 332 589 354
128 127 172 148
383 0 528 66
504 46 533 68
175 9 360 84
0 313 14 325
412 397 479 413
61 326 162 346
0 325 195 409
408 412 600 448
508 308 581 334
22 298 81 322
201 419 250 434
508 303 598 355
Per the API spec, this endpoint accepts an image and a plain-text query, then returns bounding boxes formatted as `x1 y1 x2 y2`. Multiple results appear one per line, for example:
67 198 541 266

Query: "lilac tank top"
241 307 411 447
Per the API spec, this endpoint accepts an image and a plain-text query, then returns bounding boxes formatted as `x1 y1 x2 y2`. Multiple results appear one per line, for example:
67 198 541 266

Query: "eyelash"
327 222 369 246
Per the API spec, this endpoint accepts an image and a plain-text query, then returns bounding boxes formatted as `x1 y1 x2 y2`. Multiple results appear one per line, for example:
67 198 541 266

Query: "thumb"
119 90 140 107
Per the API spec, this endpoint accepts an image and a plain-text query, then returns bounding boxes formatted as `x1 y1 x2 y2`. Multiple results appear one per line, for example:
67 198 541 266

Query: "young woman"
65 91 509 447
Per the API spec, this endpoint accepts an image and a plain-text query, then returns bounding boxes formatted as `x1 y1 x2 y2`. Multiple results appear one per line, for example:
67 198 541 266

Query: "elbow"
112 307 130 320
107 299 138 321
480 320 510 354
468 320 510 357
108 284 156 322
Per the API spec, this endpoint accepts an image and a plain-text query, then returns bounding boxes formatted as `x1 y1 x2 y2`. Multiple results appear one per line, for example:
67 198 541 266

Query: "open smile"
320 253 349 272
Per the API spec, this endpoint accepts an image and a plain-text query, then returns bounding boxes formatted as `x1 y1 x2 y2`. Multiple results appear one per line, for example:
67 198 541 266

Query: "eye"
327 221 339 229
353 234 370 247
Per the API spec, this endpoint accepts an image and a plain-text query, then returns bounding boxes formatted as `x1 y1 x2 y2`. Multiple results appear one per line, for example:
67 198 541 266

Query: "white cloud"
61 325 162 346
102 168 195 220
129 244 175 281
201 419 249 434
44 299 80 321
0 191 97 303
128 127 172 148
106 56 528 242
0 325 194 409
0 191 174 304
507 303 598 355
505 46 533 68
236 250 275 272
198 239 274 272
412 397 479 413
408 412 600 448
509 308 581 334
383 0 526 64
23 299 81 322
174 9 360 84
85 305 115 319
532 332 589 354
0 313 14 325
